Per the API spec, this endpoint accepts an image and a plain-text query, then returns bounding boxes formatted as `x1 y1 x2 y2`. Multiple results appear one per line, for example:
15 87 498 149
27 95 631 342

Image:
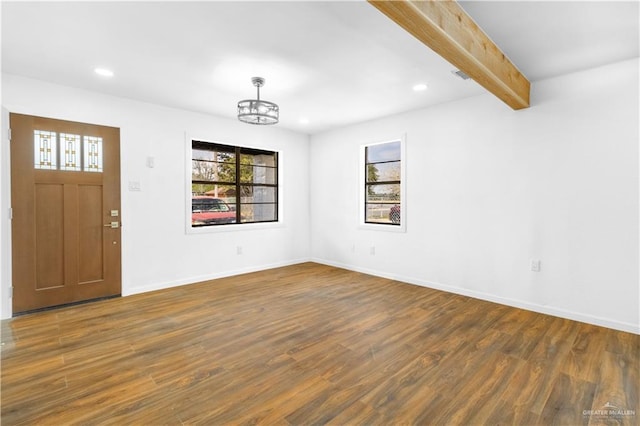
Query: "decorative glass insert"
59 133 82 171
83 136 103 172
34 130 57 170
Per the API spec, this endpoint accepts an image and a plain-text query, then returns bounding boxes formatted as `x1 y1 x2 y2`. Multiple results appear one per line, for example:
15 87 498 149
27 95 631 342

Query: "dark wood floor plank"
588 350 639 426
485 398 541 425
561 323 608 383
443 353 525 425
523 316 582 415
540 372 596 425
1 262 637 425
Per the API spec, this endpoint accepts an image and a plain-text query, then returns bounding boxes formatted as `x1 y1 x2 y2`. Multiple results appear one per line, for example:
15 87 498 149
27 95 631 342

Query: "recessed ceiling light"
94 68 114 78
412 83 428 92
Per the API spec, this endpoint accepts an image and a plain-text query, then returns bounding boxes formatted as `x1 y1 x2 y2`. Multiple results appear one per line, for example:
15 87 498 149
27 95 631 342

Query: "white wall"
310 58 639 334
2 60 638 334
0 74 311 319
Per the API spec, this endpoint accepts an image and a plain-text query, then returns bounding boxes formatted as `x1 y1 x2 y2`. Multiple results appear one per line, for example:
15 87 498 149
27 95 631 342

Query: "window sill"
186 220 284 234
358 222 406 233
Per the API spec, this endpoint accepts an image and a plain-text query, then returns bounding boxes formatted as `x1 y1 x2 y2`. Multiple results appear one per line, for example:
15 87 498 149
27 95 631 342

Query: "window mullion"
235 147 241 224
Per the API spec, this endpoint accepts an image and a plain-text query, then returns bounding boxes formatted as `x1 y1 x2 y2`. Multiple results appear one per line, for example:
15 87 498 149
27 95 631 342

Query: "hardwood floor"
1 262 638 425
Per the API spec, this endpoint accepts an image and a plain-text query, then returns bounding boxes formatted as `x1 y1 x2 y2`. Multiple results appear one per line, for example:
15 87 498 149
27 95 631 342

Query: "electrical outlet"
370 246 376 255
237 246 243 255
530 259 541 272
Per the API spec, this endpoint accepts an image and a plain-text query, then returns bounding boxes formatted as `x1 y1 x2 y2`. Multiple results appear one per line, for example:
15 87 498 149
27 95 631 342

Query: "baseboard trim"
123 258 312 297
311 258 640 335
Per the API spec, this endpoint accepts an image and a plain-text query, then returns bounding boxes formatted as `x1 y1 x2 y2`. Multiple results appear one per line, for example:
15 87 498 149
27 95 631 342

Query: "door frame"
1 107 12 319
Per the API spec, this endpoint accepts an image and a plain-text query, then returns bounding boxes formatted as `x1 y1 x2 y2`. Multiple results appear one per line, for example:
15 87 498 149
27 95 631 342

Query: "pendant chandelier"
237 77 279 125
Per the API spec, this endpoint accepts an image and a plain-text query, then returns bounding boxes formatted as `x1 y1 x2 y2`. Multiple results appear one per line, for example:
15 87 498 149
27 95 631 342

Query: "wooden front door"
10 114 121 313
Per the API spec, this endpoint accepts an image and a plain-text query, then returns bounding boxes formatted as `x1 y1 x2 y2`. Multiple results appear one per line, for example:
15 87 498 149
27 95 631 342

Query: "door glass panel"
34 130 57 170
60 133 82 171
83 136 103 172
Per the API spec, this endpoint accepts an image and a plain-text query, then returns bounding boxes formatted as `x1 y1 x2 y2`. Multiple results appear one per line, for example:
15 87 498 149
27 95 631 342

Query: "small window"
363 140 403 226
191 140 278 227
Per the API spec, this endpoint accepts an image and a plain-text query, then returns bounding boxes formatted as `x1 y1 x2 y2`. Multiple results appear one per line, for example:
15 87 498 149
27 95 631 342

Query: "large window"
191 140 278 227
364 140 402 226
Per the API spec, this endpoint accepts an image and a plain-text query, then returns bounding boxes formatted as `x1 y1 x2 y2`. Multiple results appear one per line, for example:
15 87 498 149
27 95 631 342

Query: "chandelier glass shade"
237 77 279 125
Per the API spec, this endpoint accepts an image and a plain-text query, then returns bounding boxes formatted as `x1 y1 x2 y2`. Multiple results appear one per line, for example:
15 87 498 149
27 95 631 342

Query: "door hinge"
9 287 13 298
8 208 13 220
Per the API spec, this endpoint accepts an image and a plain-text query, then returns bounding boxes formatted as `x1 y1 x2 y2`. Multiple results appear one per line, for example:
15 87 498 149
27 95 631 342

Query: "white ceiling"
2 1 638 134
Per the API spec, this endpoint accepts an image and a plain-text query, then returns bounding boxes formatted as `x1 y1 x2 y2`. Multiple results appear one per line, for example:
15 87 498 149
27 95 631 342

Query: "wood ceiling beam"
368 0 530 110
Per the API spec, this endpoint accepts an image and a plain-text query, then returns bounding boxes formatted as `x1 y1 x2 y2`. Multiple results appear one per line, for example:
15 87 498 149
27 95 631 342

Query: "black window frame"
364 141 402 226
191 140 278 227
